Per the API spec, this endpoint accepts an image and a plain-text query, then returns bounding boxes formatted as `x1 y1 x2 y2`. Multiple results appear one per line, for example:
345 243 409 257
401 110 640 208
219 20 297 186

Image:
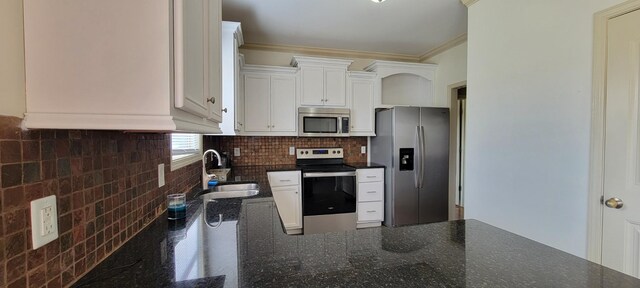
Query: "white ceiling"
222 0 468 57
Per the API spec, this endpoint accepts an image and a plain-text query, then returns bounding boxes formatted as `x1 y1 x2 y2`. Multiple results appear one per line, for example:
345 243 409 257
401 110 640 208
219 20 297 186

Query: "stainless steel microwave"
298 107 350 137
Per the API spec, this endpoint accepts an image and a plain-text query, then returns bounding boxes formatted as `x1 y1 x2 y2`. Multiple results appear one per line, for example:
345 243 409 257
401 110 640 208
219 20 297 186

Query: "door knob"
604 197 624 209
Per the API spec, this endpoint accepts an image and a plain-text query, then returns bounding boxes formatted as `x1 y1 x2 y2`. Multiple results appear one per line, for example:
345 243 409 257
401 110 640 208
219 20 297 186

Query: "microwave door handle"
337 117 342 135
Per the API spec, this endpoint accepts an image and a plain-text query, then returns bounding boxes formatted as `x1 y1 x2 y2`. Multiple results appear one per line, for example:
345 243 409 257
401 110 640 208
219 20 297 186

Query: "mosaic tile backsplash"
0 116 201 288
205 136 368 166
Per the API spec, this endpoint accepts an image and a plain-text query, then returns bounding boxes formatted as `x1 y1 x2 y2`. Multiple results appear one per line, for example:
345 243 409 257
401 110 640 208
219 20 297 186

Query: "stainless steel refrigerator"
371 107 450 227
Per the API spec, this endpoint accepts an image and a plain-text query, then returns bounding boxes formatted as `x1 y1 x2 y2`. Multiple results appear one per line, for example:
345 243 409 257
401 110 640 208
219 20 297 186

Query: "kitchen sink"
201 183 260 199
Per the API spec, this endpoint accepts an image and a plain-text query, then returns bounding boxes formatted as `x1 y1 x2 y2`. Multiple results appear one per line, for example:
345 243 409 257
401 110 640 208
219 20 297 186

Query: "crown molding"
418 33 467 62
460 0 479 7
240 42 420 62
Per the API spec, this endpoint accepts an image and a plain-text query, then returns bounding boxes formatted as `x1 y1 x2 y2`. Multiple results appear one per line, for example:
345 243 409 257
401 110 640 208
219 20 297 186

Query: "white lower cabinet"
267 171 302 234
356 168 385 228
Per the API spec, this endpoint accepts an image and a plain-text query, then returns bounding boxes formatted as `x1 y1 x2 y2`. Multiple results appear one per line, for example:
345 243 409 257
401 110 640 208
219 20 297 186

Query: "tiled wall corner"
0 116 201 288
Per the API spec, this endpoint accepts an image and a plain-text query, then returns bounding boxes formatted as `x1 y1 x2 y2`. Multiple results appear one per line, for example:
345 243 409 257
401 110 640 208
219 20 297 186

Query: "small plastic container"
167 194 186 220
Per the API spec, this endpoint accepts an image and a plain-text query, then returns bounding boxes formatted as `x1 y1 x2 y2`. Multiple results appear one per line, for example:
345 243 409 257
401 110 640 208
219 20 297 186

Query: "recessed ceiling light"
371 0 386 3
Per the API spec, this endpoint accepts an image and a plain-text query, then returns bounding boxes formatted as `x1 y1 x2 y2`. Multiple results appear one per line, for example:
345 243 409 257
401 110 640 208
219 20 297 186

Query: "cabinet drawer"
357 201 383 222
357 182 383 202
268 171 300 187
357 168 384 183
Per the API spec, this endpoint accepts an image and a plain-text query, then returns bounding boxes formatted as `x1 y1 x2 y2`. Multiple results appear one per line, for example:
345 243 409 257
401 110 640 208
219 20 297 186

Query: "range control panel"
296 148 343 159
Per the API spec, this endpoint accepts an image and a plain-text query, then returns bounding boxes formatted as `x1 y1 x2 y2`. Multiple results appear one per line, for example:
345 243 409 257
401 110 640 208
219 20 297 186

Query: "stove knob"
305 151 309 154
332 151 336 154
337 151 341 154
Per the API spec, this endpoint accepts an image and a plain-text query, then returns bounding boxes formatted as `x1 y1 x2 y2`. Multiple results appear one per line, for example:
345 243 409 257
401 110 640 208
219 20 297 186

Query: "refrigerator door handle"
420 126 426 188
414 126 420 189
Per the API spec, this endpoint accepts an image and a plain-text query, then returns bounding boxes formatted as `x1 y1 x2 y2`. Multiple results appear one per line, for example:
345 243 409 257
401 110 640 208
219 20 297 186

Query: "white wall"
0 0 26 118
424 41 467 107
465 0 624 258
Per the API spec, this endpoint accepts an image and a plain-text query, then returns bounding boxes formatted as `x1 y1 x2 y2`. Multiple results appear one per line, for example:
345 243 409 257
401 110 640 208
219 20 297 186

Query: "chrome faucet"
202 149 222 189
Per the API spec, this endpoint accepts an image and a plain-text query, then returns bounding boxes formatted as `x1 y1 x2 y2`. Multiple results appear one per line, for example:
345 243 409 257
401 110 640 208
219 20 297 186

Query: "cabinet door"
271 185 302 229
270 75 297 132
175 0 210 118
300 66 325 106
236 53 245 131
243 74 271 132
208 0 222 122
324 68 347 106
350 78 375 134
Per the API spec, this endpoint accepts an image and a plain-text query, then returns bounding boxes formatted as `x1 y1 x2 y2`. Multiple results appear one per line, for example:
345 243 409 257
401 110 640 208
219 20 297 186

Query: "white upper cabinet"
241 65 297 136
220 21 244 135
348 72 376 136
243 73 271 133
364 61 441 108
22 0 223 133
291 56 352 107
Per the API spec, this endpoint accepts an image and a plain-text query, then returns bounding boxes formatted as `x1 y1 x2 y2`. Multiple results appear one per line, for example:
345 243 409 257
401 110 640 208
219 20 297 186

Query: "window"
171 133 202 171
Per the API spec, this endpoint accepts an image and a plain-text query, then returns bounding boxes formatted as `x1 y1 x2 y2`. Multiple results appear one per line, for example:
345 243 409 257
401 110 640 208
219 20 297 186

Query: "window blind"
171 134 200 156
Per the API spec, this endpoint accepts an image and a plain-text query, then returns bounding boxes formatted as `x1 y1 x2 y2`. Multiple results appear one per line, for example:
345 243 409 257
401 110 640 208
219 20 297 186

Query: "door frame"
588 0 640 264
448 81 467 221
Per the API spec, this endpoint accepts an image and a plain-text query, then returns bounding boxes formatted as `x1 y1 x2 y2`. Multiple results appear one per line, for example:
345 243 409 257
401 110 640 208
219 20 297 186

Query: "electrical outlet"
158 163 165 187
234 147 240 157
30 195 59 249
289 146 295 155
361 146 367 154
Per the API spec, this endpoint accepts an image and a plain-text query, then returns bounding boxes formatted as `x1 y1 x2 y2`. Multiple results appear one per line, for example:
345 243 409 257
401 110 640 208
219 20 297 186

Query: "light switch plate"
30 195 59 249
289 146 295 155
361 146 367 154
158 163 165 187
234 148 240 157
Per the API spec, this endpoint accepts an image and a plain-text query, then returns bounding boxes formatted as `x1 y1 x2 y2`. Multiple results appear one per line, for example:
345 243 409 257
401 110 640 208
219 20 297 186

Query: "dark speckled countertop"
73 165 640 288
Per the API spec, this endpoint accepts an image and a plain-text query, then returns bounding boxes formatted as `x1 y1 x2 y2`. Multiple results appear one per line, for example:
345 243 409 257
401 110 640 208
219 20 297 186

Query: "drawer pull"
366 191 376 194
366 176 376 178
280 179 291 182
366 210 376 213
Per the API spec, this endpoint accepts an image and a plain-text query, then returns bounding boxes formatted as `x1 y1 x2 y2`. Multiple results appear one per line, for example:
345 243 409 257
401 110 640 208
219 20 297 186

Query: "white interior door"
602 8 640 278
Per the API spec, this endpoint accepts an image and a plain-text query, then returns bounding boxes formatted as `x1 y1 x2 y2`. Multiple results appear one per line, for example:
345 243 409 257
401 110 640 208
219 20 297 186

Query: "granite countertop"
73 166 640 288
346 162 386 169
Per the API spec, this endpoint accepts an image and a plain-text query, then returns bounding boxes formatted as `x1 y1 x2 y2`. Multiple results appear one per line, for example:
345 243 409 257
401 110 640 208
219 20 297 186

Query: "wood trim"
241 42 421 62
448 81 467 221
588 0 640 264
460 0 479 7
419 33 468 62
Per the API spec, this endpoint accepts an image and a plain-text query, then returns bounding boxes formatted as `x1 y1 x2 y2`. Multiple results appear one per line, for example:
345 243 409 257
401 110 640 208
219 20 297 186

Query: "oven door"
302 171 356 216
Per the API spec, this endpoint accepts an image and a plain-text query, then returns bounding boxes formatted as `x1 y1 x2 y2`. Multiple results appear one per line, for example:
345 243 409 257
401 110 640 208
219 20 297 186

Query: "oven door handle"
303 172 356 178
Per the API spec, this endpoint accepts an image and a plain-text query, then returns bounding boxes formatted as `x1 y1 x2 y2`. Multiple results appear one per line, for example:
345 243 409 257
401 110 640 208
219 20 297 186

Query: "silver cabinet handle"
222 108 228 113
366 210 376 213
207 97 216 104
366 191 376 194
366 176 376 178
280 179 291 182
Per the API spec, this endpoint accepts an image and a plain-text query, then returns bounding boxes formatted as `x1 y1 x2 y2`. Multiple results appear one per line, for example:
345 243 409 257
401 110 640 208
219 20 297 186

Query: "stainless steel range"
296 148 357 234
